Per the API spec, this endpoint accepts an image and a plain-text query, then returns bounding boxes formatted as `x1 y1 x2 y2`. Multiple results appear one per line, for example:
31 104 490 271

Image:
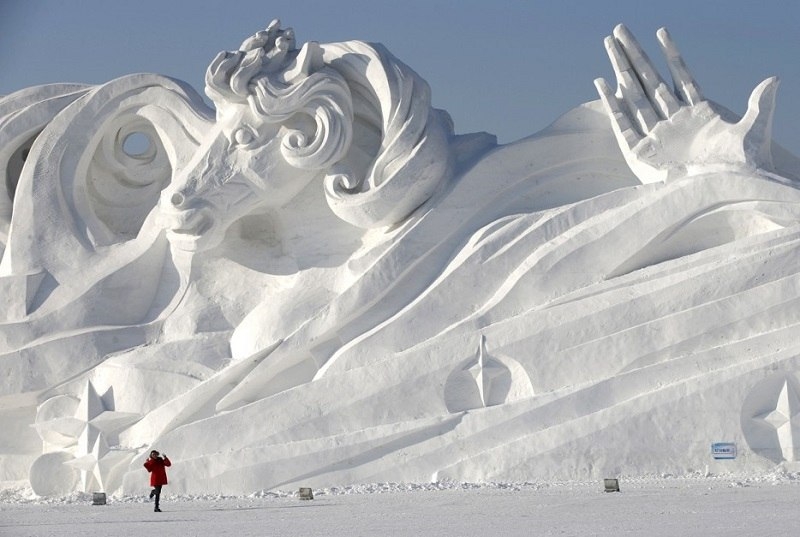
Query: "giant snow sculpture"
2 20 800 495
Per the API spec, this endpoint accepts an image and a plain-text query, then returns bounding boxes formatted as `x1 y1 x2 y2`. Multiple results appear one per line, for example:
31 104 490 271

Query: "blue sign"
711 442 737 459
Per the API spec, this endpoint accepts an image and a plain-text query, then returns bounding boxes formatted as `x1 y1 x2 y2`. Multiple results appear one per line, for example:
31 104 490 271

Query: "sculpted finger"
594 77 641 150
604 34 659 133
613 24 679 118
738 76 779 167
657 27 703 105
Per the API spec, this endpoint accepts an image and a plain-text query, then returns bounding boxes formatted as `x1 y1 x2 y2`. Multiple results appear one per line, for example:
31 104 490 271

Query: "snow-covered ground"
3 473 800 536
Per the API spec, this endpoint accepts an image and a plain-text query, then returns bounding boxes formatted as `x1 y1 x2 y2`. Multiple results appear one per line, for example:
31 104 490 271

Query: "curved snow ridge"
322 172 800 376
483 235 800 392
0 325 150 395
124 414 464 494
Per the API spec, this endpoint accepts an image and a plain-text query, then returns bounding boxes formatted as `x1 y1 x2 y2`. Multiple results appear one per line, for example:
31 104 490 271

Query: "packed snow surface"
3 474 800 536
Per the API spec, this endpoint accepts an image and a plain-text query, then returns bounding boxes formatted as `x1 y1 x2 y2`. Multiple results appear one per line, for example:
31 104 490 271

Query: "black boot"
149 489 156 500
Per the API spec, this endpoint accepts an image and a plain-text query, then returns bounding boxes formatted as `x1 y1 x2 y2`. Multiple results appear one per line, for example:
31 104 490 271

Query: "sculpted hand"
594 24 779 183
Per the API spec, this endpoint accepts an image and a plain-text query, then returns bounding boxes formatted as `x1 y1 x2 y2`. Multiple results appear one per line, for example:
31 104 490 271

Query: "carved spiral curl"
250 72 353 171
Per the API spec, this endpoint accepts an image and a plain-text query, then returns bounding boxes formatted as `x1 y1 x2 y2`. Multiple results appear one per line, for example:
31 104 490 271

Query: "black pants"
151 485 162 509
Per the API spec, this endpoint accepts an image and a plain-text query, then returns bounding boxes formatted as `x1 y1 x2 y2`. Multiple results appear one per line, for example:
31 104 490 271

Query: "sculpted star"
74 380 140 455
63 380 141 491
755 379 800 462
66 432 132 491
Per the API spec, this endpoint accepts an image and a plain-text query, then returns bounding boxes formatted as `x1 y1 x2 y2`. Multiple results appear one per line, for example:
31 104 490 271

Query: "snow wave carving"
0 20 799 495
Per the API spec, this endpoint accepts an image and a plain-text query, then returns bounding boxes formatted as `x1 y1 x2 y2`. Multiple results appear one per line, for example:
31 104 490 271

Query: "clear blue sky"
1 0 798 151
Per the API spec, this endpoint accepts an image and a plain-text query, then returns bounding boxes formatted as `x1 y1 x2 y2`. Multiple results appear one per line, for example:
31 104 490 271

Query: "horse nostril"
171 192 185 208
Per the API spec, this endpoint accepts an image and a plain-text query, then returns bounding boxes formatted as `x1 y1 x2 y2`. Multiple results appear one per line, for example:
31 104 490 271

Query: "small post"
603 478 620 493
92 492 107 505
297 487 314 500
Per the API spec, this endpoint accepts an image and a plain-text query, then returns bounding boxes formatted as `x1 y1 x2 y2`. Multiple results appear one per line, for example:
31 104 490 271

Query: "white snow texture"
1 19 799 498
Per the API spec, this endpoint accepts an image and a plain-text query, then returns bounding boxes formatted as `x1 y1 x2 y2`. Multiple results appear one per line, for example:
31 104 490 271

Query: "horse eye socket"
233 128 255 147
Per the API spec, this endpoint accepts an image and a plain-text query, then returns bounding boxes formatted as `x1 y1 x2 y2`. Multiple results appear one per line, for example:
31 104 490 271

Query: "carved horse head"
160 19 454 252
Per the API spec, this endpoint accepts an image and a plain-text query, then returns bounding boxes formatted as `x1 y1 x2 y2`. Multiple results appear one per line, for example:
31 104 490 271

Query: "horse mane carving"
203 19 454 229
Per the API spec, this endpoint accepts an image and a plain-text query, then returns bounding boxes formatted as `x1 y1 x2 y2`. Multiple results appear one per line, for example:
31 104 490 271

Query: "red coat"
144 456 171 486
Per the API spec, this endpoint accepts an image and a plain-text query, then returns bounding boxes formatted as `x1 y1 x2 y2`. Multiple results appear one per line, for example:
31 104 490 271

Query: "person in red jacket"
143 450 171 512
